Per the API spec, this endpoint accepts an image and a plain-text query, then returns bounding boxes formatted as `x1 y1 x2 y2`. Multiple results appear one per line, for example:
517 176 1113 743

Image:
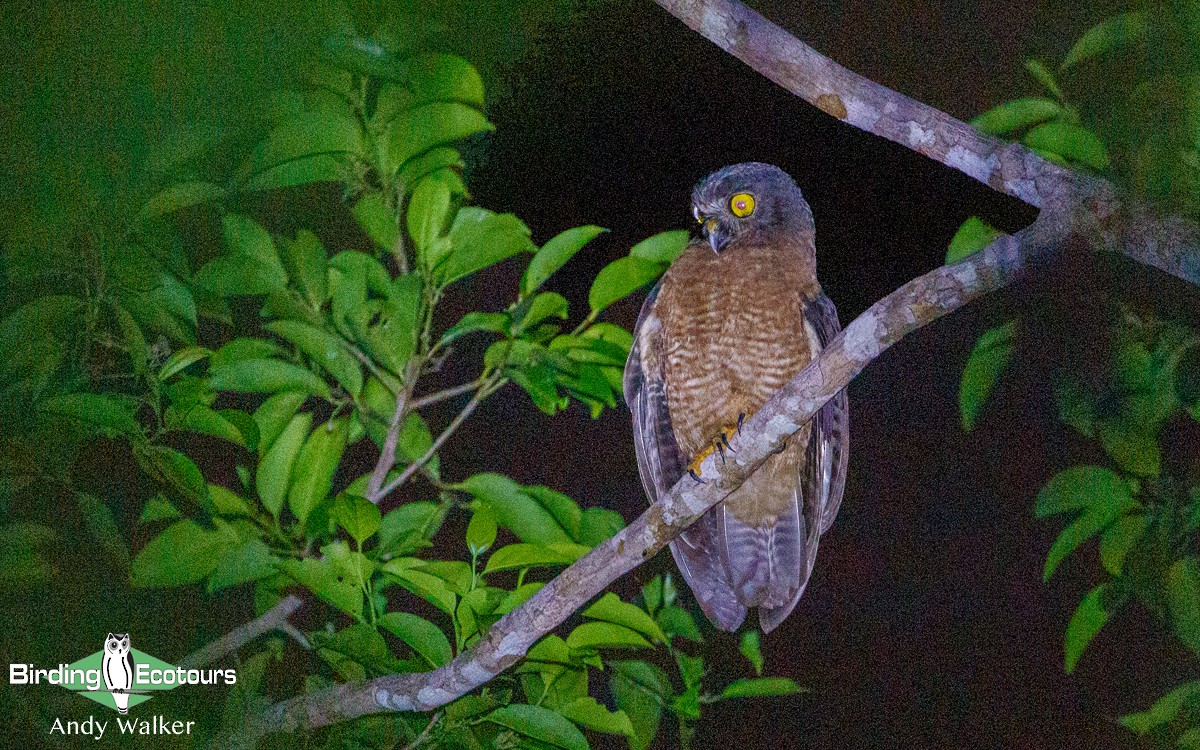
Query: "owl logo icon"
101 633 134 714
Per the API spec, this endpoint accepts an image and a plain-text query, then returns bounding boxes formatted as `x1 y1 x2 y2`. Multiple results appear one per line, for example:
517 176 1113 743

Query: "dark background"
5 1 1198 748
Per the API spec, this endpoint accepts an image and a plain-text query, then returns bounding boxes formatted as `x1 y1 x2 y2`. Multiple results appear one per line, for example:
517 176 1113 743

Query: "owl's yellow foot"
687 414 745 482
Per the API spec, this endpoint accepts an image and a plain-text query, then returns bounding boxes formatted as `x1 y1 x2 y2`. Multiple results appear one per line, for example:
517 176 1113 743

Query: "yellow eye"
730 193 755 217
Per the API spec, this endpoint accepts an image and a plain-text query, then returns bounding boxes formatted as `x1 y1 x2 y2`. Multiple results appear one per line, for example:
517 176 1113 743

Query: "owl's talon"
689 469 706 484
687 421 743 479
736 412 745 433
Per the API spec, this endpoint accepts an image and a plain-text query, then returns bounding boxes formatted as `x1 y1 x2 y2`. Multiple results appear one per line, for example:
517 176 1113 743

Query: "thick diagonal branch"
236 220 1057 741
652 0 1083 209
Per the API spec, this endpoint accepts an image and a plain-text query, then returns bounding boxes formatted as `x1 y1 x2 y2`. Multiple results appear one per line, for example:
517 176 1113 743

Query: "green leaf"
277 554 364 619
656 605 701 642
406 53 486 110
252 391 308 456
75 493 130 569
466 502 498 556
139 496 181 523
512 292 569 334
628 230 690 264
589 256 664 313
381 560 456 614
945 217 1004 263
397 147 464 190
1043 493 1138 581
1035 466 1132 517
131 520 235 587
559 696 635 738
388 102 493 173
0 294 83 384
578 508 626 547
331 493 382 545
1061 12 1148 70
137 445 211 508
1099 513 1149 575
1097 421 1161 476
1023 122 1110 169
583 592 666 643
208 484 253 517
495 582 545 614
1120 681 1200 734
969 98 1064 136
207 538 276 592
240 111 364 185
41 393 141 440
378 612 453 668
165 404 247 446
282 230 328 307
567 621 651 650
1168 557 1200 657
111 302 148 375
209 338 287 370
139 181 225 221
407 176 452 261
377 501 448 557
288 417 349 526
208 358 331 399
256 412 312 517
159 345 212 381
959 320 1017 431
483 543 589 573
740 631 764 675
485 703 589 750
266 320 362 397
1024 59 1064 100
352 192 400 252
438 311 509 348
460 474 573 545
522 225 608 296
1064 583 1112 673
611 661 670 750
440 208 535 286
196 214 289 296
722 677 804 698
244 154 349 191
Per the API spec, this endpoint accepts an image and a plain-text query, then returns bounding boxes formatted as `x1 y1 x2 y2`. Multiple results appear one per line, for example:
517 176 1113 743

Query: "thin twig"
409 378 486 409
400 713 440 750
180 595 305 669
367 360 421 503
375 376 505 502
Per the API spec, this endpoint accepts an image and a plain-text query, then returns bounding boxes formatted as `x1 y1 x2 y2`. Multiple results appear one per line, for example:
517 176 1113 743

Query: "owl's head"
105 633 130 655
691 162 813 254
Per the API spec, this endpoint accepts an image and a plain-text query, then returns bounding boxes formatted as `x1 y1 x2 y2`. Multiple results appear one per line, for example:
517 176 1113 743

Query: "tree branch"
367 360 421 503
409 378 486 410
375 376 505 503
217 1 1200 742
651 0 1084 209
180 595 305 669
235 219 1063 740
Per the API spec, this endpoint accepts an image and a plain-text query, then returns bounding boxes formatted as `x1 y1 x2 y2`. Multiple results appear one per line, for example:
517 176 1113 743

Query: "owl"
624 162 849 633
102 633 133 714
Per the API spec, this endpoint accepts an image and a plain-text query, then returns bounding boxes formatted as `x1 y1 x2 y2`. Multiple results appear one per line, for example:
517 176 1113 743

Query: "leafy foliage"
0 15 797 749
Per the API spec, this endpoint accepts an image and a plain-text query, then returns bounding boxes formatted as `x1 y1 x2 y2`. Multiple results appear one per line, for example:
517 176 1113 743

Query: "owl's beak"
703 218 729 254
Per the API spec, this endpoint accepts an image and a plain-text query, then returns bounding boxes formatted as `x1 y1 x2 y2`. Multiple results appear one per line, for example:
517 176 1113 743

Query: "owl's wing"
804 291 850 534
757 289 849 633
624 284 747 631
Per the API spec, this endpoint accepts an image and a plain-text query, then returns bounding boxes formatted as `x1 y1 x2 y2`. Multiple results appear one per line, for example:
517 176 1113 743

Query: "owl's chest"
655 243 818 455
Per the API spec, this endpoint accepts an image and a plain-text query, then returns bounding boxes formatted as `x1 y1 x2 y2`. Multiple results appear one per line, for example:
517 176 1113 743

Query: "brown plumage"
624 163 848 632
